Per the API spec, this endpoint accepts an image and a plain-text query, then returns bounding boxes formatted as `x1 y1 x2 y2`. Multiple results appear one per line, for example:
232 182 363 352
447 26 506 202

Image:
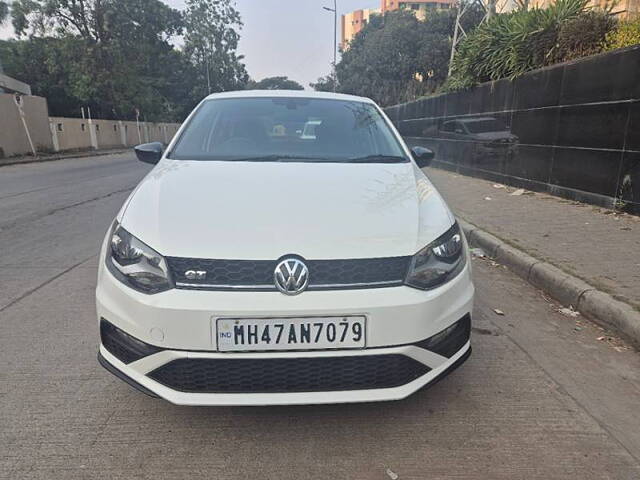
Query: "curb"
459 218 640 348
0 148 130 168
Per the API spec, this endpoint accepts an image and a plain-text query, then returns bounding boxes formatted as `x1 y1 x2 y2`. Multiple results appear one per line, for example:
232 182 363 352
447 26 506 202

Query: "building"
495 0 519 13
0 73 31 95
495 0 639 17
341 7 382 49
381 0 455 20
341 0 455 48
528 0 639 18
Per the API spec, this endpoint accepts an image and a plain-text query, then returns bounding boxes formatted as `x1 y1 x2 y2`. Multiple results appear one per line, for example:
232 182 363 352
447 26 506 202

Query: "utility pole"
0 38 4 84
487 0 497 18
447 0 496 77
323 0 338 92
206 55 211 94
14 94 36 156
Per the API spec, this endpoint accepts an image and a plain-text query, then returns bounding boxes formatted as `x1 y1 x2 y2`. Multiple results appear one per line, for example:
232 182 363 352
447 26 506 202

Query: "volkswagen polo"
96 90 474 405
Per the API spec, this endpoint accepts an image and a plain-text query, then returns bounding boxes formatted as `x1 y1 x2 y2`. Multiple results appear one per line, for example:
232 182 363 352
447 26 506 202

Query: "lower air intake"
148 354 430 393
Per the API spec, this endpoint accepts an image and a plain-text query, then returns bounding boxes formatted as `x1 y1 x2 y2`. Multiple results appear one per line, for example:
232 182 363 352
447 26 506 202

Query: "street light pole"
323 0 338 92
333 0 337 90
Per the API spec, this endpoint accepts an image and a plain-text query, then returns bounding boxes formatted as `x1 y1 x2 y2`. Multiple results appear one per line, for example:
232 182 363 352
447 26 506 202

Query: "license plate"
216 316 366 352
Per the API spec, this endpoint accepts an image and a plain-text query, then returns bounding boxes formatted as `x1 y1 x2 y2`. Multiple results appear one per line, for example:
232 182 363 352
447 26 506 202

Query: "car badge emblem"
274 258 309 295
184 270 207 281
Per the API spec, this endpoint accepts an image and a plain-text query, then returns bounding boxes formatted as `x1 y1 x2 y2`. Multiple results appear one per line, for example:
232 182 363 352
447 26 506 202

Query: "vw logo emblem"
274 258 309 295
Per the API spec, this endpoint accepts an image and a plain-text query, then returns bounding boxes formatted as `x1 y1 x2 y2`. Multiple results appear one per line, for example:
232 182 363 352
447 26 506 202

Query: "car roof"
204 89 376 104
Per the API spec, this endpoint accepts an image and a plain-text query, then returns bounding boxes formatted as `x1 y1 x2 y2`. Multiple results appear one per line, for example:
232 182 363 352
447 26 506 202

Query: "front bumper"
96 256 474 405
98 340 471 406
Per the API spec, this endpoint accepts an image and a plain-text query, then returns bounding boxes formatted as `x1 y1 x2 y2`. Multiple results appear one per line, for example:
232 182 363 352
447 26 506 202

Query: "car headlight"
405 223 466 290
106 223 172 294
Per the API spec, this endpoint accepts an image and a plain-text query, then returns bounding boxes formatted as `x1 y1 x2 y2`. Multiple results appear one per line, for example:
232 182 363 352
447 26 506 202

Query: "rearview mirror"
134 142 164 165
411 146 435 168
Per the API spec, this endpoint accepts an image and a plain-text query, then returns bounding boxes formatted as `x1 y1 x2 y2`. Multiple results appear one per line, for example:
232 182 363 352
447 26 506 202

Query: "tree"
416 7 483 89
0 37 85 114
336 8 482 106
554 10 616 62
247 76 304 90
310 75 337 92
0 1 8 25
183 0 248 99
0 1 8 72
3 0 249 120
6 0 197 120
10 0 180 41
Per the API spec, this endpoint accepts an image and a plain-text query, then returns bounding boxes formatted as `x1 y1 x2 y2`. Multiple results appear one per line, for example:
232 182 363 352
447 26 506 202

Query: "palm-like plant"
448 0 592 88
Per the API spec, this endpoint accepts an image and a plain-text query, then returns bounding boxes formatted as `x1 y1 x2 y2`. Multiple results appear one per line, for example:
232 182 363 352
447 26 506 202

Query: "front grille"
168 258 273 286
148 355 430 393
166 256 411 291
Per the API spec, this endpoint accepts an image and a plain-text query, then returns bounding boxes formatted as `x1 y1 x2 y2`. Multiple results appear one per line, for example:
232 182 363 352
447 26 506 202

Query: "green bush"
446 0 616 90
554 10 616 62
604 18 640 51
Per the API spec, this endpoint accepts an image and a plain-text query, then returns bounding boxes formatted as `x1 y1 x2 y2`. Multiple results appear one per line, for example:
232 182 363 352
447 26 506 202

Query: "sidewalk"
427 168 640 312
0 147 130 168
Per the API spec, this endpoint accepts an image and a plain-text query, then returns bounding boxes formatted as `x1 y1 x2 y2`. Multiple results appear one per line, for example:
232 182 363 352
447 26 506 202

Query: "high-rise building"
341 7 382 50
342 0 455 49
381 0 455 19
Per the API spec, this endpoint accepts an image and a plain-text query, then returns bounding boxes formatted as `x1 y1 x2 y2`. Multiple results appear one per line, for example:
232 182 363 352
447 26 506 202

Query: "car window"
168 97 407 162
441 121 455 132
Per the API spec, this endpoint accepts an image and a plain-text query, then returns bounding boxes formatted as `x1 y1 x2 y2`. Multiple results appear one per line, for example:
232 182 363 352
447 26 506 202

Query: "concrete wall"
385 44 640 214
49 117 181 153
49 117 94 151
0 93 54 158
1 91 181 158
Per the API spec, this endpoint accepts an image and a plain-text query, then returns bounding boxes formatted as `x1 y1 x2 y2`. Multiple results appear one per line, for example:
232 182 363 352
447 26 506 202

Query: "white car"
96 90 474 406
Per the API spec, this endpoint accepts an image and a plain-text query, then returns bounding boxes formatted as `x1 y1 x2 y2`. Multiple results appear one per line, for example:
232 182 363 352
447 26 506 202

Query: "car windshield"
168 97 407 162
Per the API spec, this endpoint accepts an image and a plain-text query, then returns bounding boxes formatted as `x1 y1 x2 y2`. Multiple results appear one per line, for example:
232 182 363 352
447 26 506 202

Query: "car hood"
120 159 454 260
472 131 517 142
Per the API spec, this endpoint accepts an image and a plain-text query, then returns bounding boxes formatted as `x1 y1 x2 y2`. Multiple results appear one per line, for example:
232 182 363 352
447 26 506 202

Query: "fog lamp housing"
416 315 471 358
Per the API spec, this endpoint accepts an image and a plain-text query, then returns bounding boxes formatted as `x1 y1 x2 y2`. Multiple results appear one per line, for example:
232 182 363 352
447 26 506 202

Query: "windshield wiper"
229 155 323 162
339 155 408 164
225 154 408 163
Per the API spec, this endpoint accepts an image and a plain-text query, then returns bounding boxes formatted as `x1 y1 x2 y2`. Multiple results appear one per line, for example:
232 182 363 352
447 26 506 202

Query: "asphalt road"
1 153 640 479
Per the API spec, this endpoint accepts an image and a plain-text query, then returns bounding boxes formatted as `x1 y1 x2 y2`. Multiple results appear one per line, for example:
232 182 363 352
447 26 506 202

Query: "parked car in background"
439 117 519 167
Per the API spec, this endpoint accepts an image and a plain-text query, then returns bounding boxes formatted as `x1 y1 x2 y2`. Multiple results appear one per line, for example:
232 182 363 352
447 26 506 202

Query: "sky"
0 0 380 88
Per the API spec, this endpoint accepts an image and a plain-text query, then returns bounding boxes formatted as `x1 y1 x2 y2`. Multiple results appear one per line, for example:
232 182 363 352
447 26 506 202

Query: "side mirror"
411 146 435 168
134 142 164 165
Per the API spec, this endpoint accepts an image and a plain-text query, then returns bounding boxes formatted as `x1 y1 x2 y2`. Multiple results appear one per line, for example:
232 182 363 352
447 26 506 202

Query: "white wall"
49 117 181 154
0 94 53 157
